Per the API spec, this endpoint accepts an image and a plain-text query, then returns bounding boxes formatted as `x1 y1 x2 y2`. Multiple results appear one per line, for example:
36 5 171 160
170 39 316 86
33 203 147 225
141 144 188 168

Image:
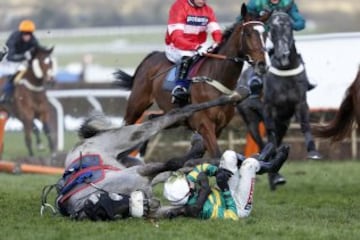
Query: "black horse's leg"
262 105 288 191
263 104 278 146
297 101 322 159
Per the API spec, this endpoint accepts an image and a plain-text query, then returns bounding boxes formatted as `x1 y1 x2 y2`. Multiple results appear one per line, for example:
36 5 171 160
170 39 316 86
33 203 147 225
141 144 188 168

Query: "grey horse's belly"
65 166 151 216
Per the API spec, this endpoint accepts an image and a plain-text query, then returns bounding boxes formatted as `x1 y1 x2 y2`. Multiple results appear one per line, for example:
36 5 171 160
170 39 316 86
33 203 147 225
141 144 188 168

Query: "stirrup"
171 86 188 104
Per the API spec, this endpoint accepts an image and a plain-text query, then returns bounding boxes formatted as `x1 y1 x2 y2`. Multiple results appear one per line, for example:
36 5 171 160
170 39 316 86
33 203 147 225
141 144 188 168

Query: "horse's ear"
241 3 248 19
48 46 55 54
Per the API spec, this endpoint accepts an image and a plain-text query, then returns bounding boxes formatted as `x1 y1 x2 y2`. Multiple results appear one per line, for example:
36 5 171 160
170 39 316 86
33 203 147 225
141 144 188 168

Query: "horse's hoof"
268 173 286 191
307 151 323 160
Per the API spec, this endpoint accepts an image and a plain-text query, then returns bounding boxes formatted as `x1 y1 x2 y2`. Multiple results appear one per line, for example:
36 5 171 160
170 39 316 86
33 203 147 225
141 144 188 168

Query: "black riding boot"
298 54 316 91
307 80 316 91
257 144 290 174
171 57 193 106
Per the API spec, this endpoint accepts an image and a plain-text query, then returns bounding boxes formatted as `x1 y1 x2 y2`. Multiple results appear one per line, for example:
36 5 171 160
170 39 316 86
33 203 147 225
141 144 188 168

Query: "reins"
151 52 246 80
203 52 248 64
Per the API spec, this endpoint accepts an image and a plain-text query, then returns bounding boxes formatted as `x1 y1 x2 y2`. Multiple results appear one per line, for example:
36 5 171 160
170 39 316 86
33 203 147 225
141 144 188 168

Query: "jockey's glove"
216 168 233 192
195 44 209 56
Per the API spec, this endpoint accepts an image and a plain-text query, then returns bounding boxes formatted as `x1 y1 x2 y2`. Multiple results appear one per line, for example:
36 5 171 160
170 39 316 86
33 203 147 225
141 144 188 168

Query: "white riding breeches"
219 150 260 218
0 60 27 77
165 44 196 63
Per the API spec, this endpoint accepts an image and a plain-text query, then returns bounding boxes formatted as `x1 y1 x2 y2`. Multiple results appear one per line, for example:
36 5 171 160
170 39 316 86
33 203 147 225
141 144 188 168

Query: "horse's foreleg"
23 121 34 157
297 102 322 159
43 122 55 153
32 121 44 150
263 105 278 146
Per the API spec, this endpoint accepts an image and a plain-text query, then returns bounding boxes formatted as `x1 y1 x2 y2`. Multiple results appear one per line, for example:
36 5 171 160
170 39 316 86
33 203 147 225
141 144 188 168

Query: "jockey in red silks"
165 0 223 105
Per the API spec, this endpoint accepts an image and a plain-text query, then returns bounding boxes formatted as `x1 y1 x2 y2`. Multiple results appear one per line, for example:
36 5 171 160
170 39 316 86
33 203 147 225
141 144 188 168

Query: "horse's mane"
78 111 117 139
216 22 237 51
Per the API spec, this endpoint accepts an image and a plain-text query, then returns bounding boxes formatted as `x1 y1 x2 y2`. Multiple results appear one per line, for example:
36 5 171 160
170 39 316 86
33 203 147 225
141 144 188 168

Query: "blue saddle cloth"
163 67 177 91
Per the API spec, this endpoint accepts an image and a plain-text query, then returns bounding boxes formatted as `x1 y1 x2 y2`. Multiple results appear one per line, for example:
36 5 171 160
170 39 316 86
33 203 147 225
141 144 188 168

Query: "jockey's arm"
6 39 26 62
288 3 306 31
169 29 199 51
183 172 211 217
206 8 223 44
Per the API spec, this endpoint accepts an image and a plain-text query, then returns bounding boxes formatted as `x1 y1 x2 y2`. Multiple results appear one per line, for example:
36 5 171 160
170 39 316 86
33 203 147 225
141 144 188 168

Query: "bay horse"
41 91 246 219
312 67 360 142
115 4 267 158
0 45 56 157
238 11 322 190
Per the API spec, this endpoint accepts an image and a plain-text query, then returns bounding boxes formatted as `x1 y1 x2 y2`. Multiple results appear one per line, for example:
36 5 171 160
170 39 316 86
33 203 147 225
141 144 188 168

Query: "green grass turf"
1 131 79 160
0 161 359 240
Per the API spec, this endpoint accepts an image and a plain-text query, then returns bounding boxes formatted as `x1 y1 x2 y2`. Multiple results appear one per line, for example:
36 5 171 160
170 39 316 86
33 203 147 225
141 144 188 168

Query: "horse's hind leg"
197 121 221 158
124 79 154 125
297 102 322 159
43 122 55 154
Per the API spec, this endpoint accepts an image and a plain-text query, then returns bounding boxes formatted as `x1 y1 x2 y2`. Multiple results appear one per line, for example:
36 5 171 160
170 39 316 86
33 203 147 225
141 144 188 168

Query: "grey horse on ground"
41 87 249 220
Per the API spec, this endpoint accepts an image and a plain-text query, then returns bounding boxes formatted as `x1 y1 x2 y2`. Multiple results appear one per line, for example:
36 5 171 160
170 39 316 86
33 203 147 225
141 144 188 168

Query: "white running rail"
46 89 130 151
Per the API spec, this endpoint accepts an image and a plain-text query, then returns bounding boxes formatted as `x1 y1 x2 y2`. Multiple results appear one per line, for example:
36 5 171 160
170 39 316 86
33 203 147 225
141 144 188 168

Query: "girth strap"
192 76 234 95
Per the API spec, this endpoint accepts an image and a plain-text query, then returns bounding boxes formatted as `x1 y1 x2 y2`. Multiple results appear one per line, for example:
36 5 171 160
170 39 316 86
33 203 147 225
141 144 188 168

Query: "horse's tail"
113 51 160 90
113 69 134 90
78 111 117 139
312 80 357 142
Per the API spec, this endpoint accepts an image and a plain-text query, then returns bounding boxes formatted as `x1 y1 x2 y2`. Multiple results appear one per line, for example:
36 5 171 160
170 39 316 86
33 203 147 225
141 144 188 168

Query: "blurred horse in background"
114 4 267 158
0 45 56 157
312 67 360 142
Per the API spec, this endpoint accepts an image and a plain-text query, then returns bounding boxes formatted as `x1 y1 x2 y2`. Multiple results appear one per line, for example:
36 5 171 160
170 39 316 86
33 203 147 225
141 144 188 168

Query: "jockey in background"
0 19 39 103
247 0 305 31
165 0 223 105
163 143 290 220
239 0 316 92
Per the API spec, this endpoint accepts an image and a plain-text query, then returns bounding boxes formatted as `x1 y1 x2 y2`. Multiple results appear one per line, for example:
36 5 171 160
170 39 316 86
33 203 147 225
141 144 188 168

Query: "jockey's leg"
171 56 193 105
219 144 289 217
298 54 316 91
0 75 15 103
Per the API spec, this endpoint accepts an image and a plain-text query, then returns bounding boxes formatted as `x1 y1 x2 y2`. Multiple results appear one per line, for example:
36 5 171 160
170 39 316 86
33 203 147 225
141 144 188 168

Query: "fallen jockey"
40 89 249 220
163 142 290 220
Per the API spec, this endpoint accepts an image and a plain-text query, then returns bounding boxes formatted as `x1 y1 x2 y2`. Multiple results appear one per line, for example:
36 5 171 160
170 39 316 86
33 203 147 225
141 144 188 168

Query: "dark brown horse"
0 46 56 156
312 67 360 142
115 4 267 157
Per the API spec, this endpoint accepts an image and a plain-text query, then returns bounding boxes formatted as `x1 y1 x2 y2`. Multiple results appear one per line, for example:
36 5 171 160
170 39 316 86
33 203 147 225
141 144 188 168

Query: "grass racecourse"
1 151 360 239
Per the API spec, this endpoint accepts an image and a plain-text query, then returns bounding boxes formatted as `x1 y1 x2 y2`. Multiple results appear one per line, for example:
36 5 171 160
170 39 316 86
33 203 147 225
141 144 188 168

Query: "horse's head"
267 11 294 66
27 46 56 84
232 4 268 75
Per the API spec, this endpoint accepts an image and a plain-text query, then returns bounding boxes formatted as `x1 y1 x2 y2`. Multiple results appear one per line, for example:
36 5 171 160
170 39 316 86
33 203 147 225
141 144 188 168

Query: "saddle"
163 57 205 92
55 154 121 216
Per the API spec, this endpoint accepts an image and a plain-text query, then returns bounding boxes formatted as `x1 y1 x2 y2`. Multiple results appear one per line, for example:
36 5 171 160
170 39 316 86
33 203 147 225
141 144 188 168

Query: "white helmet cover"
163 172 190 206
129 190 145 218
